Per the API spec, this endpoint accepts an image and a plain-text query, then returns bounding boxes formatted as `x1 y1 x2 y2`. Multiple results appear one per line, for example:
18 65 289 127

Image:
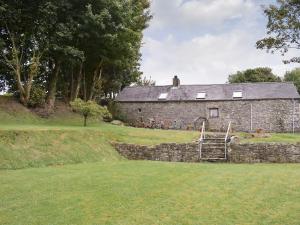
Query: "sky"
140 0 298 85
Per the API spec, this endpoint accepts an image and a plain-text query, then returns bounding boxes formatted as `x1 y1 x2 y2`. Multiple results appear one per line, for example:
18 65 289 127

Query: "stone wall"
113 142 300 163
229 143 300 163
117 99 300 132
113 142 200 162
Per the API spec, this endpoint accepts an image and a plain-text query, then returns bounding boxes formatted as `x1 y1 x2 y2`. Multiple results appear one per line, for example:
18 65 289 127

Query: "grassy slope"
1 162 300 225
0 96 199 169
0 129 123 169
0 96 299 169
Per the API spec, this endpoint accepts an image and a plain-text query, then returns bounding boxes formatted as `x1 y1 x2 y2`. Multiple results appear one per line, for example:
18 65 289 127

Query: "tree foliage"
135 76 156 86
256 0 300 64
0 0 151 110
70 98 111 126
228 67 282 83
284 68 300 94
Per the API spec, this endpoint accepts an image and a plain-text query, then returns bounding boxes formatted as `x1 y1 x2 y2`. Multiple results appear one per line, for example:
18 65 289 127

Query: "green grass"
0 124 199 169
1 162 299 225
0 96 200 169
1 96 300 169
0 129 123 169
1 97 300 224
239 132 300 144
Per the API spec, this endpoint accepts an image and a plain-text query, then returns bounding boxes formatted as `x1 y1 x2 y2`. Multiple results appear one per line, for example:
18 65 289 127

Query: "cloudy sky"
140 0 298 85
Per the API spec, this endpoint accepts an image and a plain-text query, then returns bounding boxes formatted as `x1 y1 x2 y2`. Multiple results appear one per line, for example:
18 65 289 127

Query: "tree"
135 76 156 86
0 0 151 108
77 0 151 101
70 98 110 126
0 0 46 105
256 0 300 64
228 67 282 83
284 68 300 94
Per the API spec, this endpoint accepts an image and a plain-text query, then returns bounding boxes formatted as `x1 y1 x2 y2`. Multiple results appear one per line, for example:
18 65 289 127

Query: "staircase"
199 122 231 162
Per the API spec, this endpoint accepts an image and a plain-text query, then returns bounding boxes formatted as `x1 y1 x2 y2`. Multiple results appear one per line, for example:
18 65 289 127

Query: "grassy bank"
0 124 199 169
0 129 123 169
1 96 299 169
1 162 300 225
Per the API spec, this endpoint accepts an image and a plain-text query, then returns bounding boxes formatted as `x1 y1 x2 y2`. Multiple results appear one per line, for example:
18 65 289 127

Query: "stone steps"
201 145 226 159
200 133 228 160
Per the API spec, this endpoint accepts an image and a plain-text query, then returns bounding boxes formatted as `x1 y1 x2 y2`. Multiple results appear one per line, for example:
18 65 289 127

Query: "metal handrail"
224 121 231 160
199 121 205 159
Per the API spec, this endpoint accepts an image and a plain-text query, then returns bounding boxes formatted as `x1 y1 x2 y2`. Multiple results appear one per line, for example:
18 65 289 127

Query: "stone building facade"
116 77 300 132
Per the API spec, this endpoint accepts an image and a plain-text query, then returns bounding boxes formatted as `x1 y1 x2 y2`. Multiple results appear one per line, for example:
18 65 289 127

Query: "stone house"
115 76 300 132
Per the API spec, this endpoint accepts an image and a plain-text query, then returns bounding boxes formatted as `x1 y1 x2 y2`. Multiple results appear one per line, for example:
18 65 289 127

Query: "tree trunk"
84 115 87 127
83 71 87 101
3 25 43 106
46 59 61 111
87 61 103 101
71 63 83 101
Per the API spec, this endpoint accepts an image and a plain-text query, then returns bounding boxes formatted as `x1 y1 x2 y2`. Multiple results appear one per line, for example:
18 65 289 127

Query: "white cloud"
141 0 298 85
141 29 297 85
149 0 255 30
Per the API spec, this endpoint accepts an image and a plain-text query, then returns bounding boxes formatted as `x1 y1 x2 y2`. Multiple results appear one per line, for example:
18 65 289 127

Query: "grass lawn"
1 162 300 225
239 132 300 144
0 97 300 224
0 123 199 169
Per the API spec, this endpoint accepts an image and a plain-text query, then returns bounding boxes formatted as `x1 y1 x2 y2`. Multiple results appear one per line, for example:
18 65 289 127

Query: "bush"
70 98 112 126
28 85 46 107
102 107 113 122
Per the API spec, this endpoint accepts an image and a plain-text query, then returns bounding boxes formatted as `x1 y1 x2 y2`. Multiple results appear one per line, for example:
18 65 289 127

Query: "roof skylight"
233 91 243 98
158 93 168 100
196 92 206 99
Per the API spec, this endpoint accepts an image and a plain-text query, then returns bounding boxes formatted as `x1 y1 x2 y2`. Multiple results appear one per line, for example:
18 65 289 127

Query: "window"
209 108 219 118
158 93 168 100
233 91 243 98
138 108 142 113
196 92 206 99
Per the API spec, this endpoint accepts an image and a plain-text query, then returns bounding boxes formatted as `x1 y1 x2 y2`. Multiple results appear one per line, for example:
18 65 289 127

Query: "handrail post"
224 121 231 160
199 121 205 160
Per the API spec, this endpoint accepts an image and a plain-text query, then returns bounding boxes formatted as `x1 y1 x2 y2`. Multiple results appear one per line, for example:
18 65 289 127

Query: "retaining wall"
113 142 300 163
229 143 300 163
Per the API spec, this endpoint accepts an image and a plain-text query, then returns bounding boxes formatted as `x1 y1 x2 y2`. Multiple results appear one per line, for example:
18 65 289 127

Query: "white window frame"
158 93 168 100
233 91 243 98
196 92 206 99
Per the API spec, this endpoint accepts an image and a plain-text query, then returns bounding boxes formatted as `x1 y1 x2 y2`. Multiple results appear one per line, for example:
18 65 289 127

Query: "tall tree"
0 0 151 108
256 0 300 64
228 67 282 83
77 0 151 100
284 68 300 94
0 0 46 105
40 0 84 110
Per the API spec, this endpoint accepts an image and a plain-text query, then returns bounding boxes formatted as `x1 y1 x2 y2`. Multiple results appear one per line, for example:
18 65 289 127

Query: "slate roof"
116 82 300 102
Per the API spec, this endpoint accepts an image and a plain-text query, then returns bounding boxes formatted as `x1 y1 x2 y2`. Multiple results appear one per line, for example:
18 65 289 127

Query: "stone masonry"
229 143 300 163
113 142 300 163
117 99 300 132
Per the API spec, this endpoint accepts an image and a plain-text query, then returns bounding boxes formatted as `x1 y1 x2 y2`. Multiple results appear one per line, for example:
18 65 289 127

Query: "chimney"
173 75 180 87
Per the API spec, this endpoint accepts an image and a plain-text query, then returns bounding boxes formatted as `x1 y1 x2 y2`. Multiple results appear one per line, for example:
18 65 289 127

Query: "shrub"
70 98 112 126
28 85 46 107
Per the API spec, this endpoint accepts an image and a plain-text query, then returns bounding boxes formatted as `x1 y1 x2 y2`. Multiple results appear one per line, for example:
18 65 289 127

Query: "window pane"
196 92 206 99
158 93 168 99
209 108 219 118
233 91 243 98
